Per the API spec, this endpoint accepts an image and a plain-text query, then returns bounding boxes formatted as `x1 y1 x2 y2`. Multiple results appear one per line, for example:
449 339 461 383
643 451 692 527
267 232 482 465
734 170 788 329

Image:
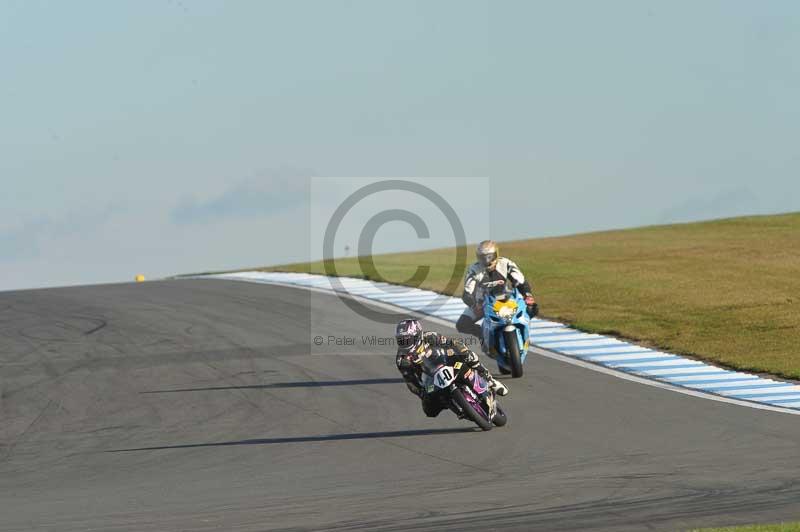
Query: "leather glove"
524 294 539 317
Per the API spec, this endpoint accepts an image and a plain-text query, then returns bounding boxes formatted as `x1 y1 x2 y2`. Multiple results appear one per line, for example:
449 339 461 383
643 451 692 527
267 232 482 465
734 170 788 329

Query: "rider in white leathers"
456 240 539 342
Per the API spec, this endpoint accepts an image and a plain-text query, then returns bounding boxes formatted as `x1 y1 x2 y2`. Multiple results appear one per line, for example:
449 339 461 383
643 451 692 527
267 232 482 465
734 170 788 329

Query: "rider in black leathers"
395 318 508 417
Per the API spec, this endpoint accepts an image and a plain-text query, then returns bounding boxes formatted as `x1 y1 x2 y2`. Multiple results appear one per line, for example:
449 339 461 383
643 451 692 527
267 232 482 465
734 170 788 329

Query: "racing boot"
476 365 508 396
490 376 509 397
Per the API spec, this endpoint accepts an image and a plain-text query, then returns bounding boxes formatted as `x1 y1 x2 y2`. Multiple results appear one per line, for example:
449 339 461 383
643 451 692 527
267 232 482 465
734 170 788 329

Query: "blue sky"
1 1 798 290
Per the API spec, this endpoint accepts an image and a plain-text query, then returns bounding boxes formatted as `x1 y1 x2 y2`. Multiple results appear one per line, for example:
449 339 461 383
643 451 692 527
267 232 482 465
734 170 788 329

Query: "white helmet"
476 240 499 271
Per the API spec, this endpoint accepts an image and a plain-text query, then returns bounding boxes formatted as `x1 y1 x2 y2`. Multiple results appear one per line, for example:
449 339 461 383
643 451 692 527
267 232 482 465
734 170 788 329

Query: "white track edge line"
197 275 800 417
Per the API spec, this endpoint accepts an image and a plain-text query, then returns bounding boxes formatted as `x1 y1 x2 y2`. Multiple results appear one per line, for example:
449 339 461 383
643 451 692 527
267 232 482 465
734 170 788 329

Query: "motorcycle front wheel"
452 388 493 431
504 330 524 378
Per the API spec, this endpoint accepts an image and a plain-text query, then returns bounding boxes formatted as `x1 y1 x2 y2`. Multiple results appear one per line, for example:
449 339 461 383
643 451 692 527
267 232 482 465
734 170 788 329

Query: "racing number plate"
433 366 456 388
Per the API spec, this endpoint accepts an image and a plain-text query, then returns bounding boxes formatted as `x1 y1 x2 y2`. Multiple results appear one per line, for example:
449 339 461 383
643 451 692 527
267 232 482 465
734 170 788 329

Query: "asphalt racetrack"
1 279 799 531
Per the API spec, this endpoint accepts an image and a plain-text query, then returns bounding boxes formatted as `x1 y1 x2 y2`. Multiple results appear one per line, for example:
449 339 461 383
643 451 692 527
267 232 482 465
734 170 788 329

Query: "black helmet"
395 318 423 354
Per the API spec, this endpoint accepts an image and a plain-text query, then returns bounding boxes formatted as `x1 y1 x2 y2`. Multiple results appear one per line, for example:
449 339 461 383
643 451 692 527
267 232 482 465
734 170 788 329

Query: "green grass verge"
258 212 800 380
691 522 800 532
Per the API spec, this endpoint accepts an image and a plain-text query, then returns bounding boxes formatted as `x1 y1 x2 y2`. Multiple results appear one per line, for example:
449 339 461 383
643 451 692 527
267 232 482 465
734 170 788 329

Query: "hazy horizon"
2 1 799 291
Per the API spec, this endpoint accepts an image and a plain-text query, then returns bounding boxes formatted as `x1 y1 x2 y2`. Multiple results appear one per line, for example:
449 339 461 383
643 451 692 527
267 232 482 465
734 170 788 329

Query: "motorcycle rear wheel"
492 406 508 427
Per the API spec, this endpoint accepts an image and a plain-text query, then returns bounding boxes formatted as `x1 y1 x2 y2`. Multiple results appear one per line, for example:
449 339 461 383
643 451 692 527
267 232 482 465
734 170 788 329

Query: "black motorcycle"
419 347 507 431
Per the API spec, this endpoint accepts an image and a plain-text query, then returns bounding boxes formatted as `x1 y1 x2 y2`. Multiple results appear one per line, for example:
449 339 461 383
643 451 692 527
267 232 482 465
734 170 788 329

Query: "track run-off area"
1 279 799 531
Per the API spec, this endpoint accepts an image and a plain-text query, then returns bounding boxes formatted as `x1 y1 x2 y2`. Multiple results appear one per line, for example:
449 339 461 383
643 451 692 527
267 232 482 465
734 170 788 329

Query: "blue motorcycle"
480 280 531 378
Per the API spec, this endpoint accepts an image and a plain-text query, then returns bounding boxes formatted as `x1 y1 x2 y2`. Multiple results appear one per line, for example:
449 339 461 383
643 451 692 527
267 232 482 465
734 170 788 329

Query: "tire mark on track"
84 319 107 336
0 399 56 466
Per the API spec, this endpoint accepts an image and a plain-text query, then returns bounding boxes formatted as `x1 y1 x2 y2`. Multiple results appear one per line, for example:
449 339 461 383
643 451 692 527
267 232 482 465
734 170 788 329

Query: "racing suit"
396 331 503 417
456 257 538 340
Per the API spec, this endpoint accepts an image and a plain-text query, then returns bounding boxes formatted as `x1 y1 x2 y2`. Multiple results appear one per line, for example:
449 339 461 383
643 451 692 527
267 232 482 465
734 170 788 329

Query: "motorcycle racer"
395 318 508 418
456 240 539 341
